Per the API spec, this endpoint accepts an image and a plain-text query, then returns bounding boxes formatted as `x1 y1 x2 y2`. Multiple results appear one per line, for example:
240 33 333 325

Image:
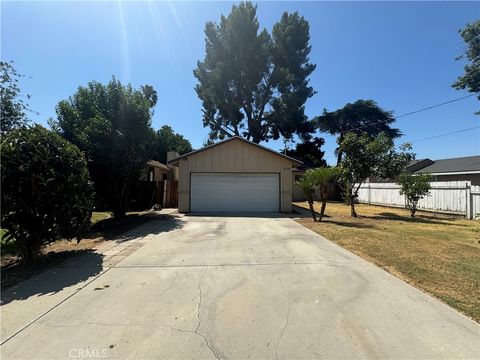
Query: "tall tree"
315 99 401 164
194 1 316 144
141 84 158 111
338 132 413 218
52 78 154 219
149 125 193 163
0 61 32 132
285 137 327 167
452 20 480 114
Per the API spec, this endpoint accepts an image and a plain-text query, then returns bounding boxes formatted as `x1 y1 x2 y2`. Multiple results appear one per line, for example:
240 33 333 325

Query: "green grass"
295 201 480 323
91 211 111 224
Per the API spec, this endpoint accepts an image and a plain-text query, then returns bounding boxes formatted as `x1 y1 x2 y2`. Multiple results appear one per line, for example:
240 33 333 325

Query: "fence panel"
472 185 480 219
357 181 477 218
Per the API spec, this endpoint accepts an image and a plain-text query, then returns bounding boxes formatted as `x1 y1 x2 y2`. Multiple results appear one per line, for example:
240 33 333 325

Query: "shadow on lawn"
321 219 375 229
0 213 184 303
372 212 460 226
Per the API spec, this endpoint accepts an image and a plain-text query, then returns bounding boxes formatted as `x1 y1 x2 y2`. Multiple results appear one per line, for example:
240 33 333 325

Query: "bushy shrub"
1 125 94 263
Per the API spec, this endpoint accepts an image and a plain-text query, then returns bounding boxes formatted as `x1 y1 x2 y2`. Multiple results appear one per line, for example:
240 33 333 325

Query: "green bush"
397 173 432 218
1 125 94 263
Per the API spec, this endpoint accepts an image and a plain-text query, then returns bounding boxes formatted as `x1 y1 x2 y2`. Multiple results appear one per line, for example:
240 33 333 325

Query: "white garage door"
190 173 280 212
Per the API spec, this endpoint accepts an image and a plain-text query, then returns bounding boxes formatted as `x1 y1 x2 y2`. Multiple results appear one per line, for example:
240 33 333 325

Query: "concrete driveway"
1 215 479 359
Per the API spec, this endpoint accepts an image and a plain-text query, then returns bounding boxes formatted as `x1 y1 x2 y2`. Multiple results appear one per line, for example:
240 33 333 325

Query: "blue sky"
2 1 479 164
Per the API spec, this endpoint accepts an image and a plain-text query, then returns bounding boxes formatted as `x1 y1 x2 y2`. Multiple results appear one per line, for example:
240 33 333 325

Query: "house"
168 136 302 213
139 152 180 208
405 155 480 185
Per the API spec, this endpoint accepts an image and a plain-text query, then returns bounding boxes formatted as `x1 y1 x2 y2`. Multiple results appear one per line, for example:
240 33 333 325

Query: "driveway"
1 215 479 359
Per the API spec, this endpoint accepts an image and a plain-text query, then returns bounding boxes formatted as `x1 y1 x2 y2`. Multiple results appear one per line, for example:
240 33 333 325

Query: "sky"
2 1 479 165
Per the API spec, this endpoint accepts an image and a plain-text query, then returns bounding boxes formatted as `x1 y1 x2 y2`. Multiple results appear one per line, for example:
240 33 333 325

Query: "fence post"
368 184 371 205
466 182 471 220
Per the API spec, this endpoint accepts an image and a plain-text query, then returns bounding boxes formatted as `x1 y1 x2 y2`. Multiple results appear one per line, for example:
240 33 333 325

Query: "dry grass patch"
295 201 480 322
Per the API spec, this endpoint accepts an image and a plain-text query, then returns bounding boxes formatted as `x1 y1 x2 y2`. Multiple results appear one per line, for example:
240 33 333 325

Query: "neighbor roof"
412 155 480 174
168 136 303 166
147 160 170 172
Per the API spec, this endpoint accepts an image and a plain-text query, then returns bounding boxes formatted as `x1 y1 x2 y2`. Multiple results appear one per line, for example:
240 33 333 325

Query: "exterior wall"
431 173 480 186
177 138 294 212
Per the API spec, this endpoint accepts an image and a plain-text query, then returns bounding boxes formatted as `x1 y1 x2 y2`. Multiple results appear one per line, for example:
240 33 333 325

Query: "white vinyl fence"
356 181 480 220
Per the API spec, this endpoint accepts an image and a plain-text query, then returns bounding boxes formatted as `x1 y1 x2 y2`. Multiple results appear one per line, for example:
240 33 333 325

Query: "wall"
356 181 480 219
177 138 294 212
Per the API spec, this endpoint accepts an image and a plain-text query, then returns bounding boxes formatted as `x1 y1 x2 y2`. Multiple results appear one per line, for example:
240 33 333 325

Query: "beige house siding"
176 138 295 212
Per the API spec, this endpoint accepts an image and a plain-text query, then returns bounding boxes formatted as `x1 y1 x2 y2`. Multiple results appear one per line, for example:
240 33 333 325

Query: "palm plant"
296 170 317 221
311 167 340 221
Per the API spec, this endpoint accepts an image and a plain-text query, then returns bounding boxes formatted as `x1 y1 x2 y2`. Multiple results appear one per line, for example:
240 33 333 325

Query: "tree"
296 170 317 221
452 20 480 114
338 132 414 218
141 84 158 111
397 174 432 218
285 137 327 167
311 167 340 221
149 125 193 163
52 78 154 219
0 61 33 132
315 100 401 164
194 1 316 144
1 125 94 264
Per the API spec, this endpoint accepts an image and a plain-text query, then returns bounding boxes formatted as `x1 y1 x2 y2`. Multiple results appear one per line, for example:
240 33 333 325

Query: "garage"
190 173 280 212
168 136 301 213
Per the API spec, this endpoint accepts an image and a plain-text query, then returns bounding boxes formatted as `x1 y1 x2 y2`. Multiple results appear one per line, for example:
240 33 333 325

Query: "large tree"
285 137 326 167
452 20 480 114
149 125 193 163
53 78 154 219
315 99 401 164
194 1 316 144
338 132 413 218
0 61 32 132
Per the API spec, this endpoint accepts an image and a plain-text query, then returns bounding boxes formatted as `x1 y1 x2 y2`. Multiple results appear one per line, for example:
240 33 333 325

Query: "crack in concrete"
274 273 291 360
194 267 221 360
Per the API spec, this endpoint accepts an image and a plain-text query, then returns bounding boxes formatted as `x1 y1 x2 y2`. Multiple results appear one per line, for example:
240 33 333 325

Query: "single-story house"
405 155 480 185
168 136 302 213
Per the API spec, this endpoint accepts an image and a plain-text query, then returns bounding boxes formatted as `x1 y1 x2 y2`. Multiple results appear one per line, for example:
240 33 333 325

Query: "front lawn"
295 201 480 323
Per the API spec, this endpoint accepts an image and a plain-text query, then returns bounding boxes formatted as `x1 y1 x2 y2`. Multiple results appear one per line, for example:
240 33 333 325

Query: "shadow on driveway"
1 215 185 305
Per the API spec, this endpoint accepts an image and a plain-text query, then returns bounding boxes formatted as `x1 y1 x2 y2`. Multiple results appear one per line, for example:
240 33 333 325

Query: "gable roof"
168 136 303 166
412 155 480 174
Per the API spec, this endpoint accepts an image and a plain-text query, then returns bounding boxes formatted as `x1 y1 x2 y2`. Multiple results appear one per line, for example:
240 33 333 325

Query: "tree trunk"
318 201 326 221
410 204 417 218
308 200 317 222
18 241 40 265
349 197 358 218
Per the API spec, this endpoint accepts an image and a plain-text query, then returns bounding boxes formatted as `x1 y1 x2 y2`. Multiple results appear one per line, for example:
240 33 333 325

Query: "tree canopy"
0 61 32 132
52 78 154 219
194 1 316 143
285 137 326 167
315 99 401 164
149 125 193 163
338 132 413 217
452 20 480 114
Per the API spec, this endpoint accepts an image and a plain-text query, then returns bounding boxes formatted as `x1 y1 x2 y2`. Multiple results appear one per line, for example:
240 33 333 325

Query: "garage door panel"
191 173 279 212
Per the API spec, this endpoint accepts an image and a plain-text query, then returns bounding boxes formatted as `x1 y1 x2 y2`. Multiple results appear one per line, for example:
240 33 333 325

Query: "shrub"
397 173 432 218
1 125 94 263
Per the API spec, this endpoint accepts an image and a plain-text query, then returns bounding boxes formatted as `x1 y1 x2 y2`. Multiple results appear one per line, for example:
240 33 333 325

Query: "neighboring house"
139 152 180 208
405 155 480 185
168 136 302 213
142 152 180 182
